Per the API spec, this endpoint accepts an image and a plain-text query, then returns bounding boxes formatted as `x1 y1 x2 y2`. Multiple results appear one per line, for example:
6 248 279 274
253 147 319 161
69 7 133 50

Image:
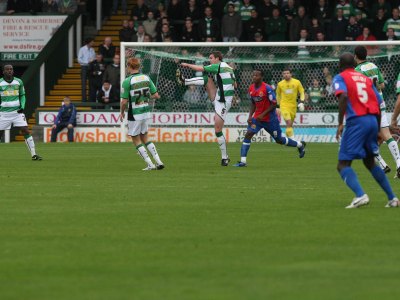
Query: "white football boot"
142 165 156 171
345 194 369 209
385 198 399 208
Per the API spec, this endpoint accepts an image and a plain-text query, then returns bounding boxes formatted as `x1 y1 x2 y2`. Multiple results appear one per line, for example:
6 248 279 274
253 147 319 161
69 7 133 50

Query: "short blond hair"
127 57 140 70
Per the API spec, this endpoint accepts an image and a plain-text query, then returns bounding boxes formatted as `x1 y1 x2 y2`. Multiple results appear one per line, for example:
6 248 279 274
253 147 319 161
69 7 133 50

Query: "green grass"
0 142 400 300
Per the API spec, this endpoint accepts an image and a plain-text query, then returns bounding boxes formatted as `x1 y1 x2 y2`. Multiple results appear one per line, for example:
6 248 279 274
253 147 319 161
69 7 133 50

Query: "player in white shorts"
0 64 42 160
176 51 237 166
119 57 164 171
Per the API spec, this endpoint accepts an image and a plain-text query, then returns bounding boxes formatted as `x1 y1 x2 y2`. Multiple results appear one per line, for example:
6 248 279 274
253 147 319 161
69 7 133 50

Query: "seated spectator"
289 6 311 41
313 0 330 21
373 8 388 40
297 29 310 59
221 3 242 42
119 20 132 42
183 85 207 109
98 37 116 65
316 31 325 41
143 11 157 39
131 0 148 21
244 9 264 42
265 7 286 41
104 54 120 95
42 0 58 13
134 25 146 42
356 27 376 41
144 34 153 42
58 0 78 14
89 54 105 102
329 8 348 41
167 0 184 22
181 18 199 42
198 6 220 41
51 96 76 143
257 0 278 21
254 32 264 42
184 0 201 22
309 17 324 41
97 81 118 109
383 8 400 39
306 79 325 110
163 35 173 42
386 27 397 41
112 0 127 15
335 0 354 20
345 15 363 41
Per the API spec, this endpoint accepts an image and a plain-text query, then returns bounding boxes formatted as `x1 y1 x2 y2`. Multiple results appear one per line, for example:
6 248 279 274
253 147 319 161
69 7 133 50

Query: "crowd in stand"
115 0 400 43
0 0 82 14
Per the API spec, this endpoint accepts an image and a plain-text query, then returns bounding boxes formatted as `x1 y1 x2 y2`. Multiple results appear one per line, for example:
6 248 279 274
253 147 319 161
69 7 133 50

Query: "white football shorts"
214 98 232 122
0 111 28 130
127 119 148 136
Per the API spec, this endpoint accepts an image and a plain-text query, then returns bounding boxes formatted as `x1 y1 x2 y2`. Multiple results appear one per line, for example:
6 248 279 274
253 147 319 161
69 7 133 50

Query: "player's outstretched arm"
151 92 160 99
181 63 205 72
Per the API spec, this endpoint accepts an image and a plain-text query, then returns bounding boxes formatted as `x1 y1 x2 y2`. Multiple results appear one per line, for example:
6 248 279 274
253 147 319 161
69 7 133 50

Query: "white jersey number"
356 82 368 103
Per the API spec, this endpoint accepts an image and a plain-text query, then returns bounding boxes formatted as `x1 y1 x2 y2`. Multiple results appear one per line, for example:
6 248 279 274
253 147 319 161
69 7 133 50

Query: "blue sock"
281 137 299 147
340 167 365 197
370 165 396 200
241 138 251 158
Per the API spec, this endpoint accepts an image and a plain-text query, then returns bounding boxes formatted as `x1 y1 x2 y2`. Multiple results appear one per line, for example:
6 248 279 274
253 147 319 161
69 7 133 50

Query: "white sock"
185 77 204 86
241 157 247 163
387 139 400 168
25 135 36 156
375 154 389 170
146 142 163 165
136 145 155 167
217 134 228 159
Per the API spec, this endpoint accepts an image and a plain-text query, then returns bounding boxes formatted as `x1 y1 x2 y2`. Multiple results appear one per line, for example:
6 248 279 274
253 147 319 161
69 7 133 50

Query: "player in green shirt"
0 65 42 160
391 72 400 135
176 51 237 166
120 58 164 171
354 46 400 178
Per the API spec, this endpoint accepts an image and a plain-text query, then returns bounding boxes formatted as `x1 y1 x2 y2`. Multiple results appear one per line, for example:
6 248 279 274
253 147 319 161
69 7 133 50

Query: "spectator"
316 31 326 41
224 0 241 13
143 11 157 39
167 0 184 22
372 0 391 19
112 0 127 15
51 96 76 143
306 79 325 110
144 34 153 42
313 0 330 21
42 0 58 13
157 24 173 42
289 6 311 41
0 0 7 13
265 7 287 41
98 37 116 65
356 26 377 41
372 8 388 40
77 38 95 102
254 32 264 42
119 20 132 42
329 8 348 41
183 85 207 109
134 25 146 42
58 0 78 14
7 0 40 14
131 0 148 21
198 6 220 41
386 27 397 41
104 54 121 95
282 0 297 23
221 3 242 42
297 29 310 59
354 0 369 19
181 18 199 42
97 81 118 109
383 8 400 39
154 2 167 19
240 0 255 22
335 0 354 19
345 15 363 41
184 0 201 21
309 17 324 41
202 0 224 19
144 0 158 11
127 19 138 38
256 0 278 21
244 9 264 41
88 54 105 102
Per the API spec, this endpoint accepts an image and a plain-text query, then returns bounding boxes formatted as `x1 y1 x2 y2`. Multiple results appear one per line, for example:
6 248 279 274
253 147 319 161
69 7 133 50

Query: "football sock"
216 131 228 159
185 76 208 86
375 154 389 170
386 138 400 168
136 144 155 167
281 137 300 148
24 134 36 156
370 165 396 200
240 138 251 163
286 127 294 138
339 167 365 198
145 142 163 165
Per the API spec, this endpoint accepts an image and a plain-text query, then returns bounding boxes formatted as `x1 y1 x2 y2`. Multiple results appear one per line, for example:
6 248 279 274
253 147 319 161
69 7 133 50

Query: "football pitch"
1 142 399 300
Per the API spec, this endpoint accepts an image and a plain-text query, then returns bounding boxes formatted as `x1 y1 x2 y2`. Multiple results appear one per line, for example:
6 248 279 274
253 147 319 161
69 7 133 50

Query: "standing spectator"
309 17 324 41
77 38 96 102
297 29 310 59
345 15 363 41
356 27 376 41
131 0 149 21
224 0 241 13
354 0 369 19
383 8 400 39
112 0 127 14
221 3 242 42
98 37 116 65
372 8 388 40
335 0 354 19
97 81 119 109
184 0 201 22
143 11 157 39
282 0 297 24
265 7 287 41
372 0 391 19
154 2 167 19
88 54 105 102
127 19 137 38
257 0 278 21
202 0 224 19
134 25 146 42
58 0 78 14
167 0 183 22
119 20 132 42
313 0 331 21
50 96 76 143
156 24 173 42
181 18 199 42
329 8 348 41
244 9 264 41
104 55 121 95
198 6 220 41
42 0 58 12
289 6 310 41
240 0 255 22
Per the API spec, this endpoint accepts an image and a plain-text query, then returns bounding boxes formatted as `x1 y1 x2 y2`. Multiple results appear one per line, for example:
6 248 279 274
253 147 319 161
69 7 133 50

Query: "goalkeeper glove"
17 108 24 113
297 102 305 112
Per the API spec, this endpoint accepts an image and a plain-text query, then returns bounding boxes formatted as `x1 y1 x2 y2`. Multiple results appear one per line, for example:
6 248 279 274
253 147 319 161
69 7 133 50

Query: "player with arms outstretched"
354 45 400 177
234 70 306 167
0 64 42 160
176 51 236 166
334 53 398 208
120 58 164 171
276 68 305 139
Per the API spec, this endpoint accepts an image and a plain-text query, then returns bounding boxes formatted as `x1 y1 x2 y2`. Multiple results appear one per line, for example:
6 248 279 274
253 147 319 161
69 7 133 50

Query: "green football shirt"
0 77 26 112
203 62 236 102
